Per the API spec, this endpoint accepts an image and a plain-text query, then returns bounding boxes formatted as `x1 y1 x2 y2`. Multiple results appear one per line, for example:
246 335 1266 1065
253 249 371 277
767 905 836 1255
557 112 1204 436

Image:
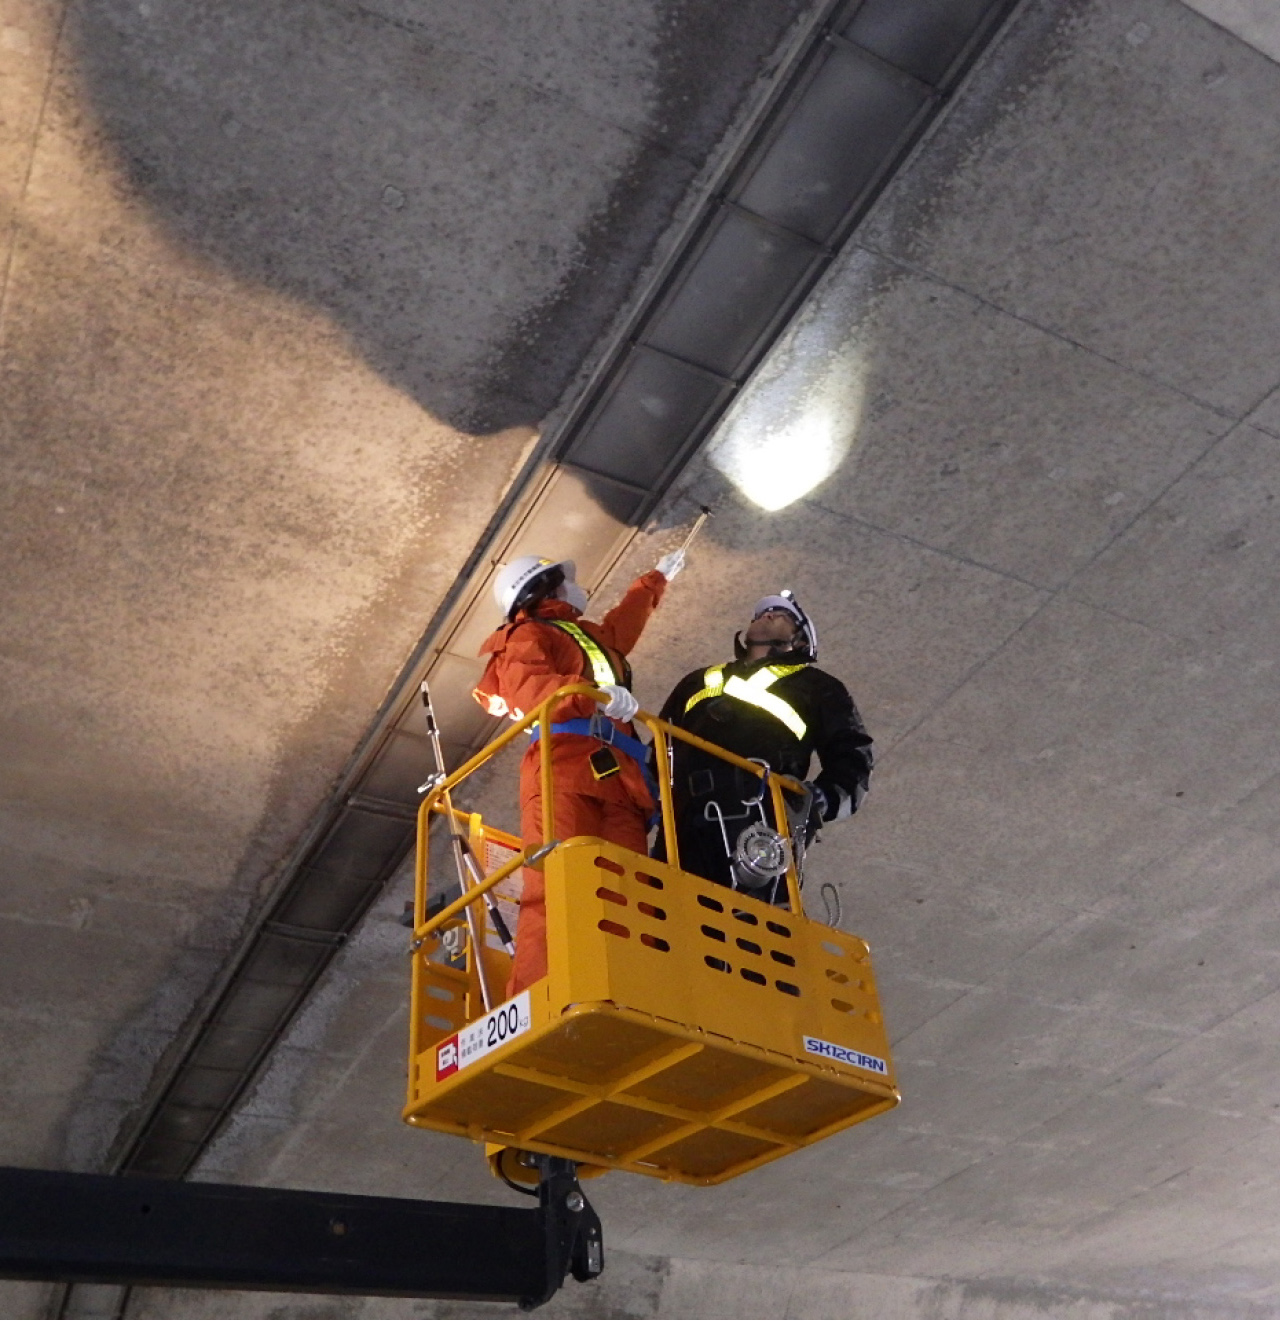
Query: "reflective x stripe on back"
683 663 808 740
551 619 621 688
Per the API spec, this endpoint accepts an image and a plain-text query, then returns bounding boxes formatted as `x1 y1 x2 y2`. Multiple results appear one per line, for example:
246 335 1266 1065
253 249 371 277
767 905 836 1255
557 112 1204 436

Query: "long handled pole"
674 504 712 558
420 680 507 1011
652 504 714 869
419 682 517 963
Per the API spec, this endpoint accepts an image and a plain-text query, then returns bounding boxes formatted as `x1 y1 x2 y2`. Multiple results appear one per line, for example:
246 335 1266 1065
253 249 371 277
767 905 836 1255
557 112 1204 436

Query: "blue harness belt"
529 714 661 812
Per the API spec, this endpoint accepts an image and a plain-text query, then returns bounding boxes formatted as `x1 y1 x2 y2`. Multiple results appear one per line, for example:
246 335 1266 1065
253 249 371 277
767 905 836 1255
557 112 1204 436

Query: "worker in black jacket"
656 591 872 902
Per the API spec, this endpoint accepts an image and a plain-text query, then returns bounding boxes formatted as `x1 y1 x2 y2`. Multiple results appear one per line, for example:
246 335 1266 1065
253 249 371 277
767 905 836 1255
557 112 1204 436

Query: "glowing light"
708 406 850 511
706 329 867 512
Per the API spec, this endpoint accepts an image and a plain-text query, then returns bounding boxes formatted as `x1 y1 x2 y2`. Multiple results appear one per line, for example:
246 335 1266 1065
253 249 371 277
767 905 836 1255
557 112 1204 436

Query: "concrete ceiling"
4 0 1280 1317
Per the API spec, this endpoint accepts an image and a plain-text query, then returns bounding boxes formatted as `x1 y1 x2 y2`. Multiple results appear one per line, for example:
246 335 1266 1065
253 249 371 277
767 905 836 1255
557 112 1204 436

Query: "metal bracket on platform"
530 1157 604 1311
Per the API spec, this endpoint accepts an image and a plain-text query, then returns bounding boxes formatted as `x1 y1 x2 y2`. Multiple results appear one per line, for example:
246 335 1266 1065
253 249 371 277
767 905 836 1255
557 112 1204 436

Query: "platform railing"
411 682 809 953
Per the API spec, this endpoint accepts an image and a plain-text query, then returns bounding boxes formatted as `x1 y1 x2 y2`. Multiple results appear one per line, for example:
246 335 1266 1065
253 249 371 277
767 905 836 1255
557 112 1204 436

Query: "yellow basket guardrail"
403 684 898 1185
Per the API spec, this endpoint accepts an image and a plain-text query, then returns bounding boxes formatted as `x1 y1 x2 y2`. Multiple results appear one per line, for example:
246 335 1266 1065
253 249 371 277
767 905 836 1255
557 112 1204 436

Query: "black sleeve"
808 672 873 821
658 669 704 726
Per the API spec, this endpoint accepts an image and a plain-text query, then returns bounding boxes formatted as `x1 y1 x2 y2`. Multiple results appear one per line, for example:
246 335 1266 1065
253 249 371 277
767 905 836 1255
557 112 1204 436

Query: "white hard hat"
752 595 804 624
750 590 817 661
492 555 576 618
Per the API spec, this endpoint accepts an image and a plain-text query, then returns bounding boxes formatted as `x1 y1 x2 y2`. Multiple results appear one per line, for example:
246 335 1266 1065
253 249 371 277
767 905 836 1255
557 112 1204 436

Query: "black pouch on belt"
590 747 621 780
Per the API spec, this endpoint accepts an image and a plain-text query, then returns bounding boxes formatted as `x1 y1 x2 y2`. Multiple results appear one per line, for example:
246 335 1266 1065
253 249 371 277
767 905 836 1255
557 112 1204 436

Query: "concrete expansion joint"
801 495 1052 592
1055 593 1188 643
1055 417 1252 601
879 586 1063 756
858 241 1242 423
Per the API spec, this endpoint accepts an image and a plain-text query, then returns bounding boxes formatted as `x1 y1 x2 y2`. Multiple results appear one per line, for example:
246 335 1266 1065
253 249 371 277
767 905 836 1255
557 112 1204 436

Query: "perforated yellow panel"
404 838 898 1185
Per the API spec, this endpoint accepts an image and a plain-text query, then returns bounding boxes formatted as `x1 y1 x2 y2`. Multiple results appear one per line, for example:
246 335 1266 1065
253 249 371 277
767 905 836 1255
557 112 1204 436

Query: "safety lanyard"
551 620 621 689
683 663 808 741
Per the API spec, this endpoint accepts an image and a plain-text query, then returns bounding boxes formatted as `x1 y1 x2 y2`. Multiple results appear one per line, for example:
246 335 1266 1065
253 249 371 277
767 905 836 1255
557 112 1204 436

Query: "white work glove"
656 548 686 581
597 684 639 723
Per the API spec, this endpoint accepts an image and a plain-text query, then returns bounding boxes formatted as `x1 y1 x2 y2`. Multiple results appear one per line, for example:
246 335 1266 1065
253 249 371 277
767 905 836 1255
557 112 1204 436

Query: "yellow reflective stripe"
683 664 726 714
552 620 618 687
684 662 808 739
723 674 807 740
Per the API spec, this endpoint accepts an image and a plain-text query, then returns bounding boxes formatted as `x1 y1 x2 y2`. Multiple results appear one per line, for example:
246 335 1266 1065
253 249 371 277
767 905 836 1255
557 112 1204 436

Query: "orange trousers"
508 763 650 996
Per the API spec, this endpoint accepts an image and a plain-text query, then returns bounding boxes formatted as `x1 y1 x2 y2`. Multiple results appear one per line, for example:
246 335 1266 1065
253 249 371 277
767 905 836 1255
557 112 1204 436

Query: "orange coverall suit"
473 571 667 995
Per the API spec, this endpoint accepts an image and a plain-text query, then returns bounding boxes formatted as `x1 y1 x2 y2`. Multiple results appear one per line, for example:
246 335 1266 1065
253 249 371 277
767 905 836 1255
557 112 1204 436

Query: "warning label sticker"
802 1035 888 1076
436 991 532 1082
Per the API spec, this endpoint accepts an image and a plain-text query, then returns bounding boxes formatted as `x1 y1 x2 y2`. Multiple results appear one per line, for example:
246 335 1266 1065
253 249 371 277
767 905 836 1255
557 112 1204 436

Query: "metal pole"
646 720 680 874
420 681 497 1012
673 504 712 558
772 776 805 914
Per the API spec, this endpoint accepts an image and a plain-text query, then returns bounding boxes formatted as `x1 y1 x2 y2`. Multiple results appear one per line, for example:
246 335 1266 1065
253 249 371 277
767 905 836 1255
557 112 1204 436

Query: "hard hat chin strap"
777 589 817 663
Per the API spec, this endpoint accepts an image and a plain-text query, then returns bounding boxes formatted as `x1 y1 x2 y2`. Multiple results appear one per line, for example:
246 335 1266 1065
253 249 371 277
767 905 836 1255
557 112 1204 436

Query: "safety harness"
683 663 809 741
528 620 658 805
550 620 619 688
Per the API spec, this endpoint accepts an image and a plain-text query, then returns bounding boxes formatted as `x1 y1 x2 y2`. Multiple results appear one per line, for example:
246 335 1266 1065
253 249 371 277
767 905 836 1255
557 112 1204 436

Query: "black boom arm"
0 1159 602 1311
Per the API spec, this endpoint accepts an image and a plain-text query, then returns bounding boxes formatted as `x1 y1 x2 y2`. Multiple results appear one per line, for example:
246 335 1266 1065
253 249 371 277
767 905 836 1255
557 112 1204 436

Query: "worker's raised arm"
597 570 667 656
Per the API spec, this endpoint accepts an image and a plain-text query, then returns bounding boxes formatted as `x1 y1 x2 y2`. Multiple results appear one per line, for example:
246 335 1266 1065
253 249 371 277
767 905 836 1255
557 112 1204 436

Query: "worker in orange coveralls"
473 550 685 994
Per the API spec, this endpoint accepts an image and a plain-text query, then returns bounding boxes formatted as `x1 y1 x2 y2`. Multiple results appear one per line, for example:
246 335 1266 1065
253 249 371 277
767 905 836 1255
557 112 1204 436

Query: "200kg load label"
802 1034 887 1076
436 991 532 1082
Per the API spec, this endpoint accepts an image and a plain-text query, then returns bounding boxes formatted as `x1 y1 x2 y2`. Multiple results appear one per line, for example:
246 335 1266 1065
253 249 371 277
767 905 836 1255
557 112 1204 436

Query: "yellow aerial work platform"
403 684 898 1186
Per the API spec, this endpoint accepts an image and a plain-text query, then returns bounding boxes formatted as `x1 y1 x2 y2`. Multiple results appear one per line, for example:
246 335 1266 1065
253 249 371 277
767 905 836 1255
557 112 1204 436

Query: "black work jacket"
658 658 872 819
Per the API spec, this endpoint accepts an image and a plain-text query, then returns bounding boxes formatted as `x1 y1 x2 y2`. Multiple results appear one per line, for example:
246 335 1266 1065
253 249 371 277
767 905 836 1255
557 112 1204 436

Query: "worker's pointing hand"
597 684 640 723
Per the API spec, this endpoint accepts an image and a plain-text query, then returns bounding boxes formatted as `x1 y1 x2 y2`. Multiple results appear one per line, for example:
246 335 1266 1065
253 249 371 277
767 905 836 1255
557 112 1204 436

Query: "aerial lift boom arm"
0 1159 601 1311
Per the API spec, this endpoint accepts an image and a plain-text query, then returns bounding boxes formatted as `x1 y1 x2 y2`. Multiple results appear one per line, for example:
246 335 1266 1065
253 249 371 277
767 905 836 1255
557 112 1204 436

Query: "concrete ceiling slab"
910 594 1279 796
7 0 1280 1316
0 0 817 1291
862 0 1280 416
1226 767 1280 845
716 250 1230 588
1075 422 1280 658
889 981 1188 1081
1180 0 1280 65
986 908 1280 1032
59 0 666 430
806 1105 1268 1278
1096 821 1280 929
